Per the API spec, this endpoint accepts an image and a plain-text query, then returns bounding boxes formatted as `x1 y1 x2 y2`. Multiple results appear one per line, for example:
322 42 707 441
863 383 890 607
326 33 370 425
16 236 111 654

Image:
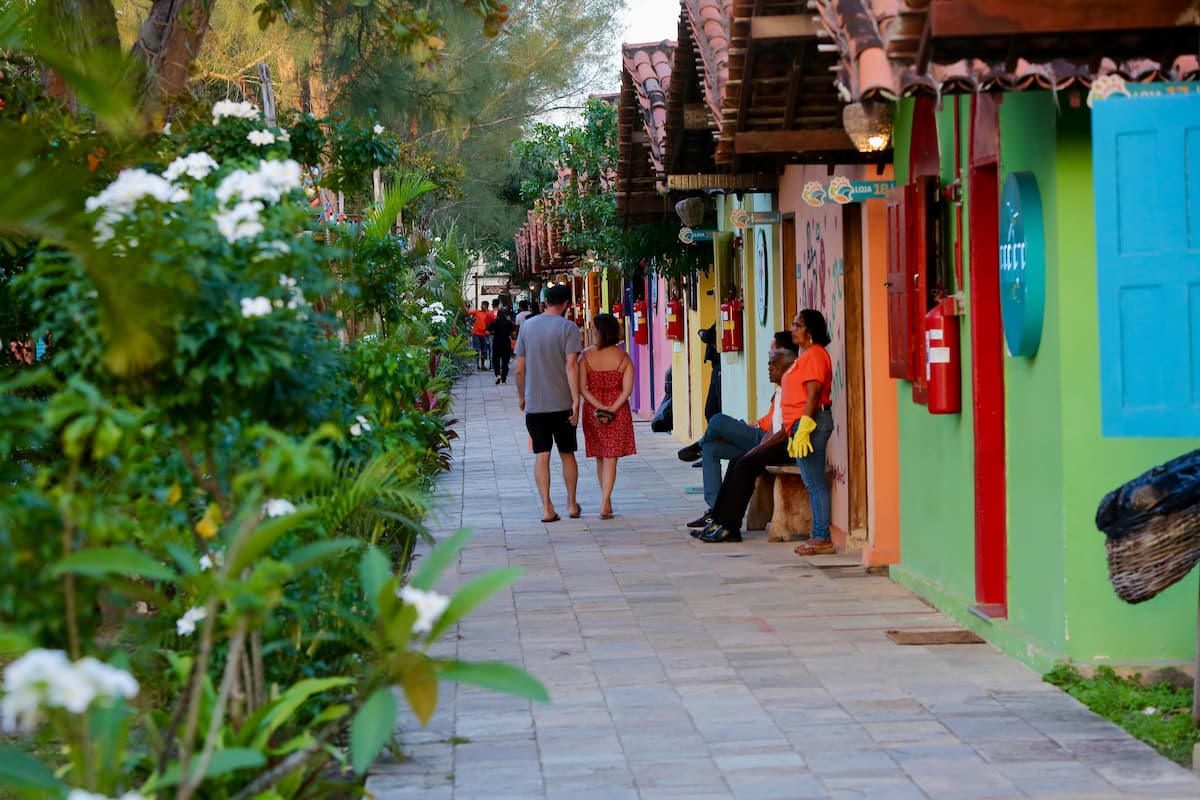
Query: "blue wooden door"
1092 92 1200 437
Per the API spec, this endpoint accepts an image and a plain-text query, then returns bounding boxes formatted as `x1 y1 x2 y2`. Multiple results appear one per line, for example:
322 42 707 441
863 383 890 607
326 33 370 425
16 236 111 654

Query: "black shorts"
525 410 578 455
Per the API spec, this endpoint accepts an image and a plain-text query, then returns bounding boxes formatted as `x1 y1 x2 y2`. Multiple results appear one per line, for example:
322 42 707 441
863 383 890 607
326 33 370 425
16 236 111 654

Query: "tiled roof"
816 0 1200 101
622 42 675 175
683 0 732 129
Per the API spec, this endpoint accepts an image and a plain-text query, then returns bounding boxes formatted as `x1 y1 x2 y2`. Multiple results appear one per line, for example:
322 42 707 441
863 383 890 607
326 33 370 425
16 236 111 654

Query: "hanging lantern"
842 101 893 153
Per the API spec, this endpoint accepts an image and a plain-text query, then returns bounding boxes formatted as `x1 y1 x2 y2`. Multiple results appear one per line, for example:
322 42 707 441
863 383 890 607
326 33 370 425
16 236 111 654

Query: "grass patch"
1044 663 1200 766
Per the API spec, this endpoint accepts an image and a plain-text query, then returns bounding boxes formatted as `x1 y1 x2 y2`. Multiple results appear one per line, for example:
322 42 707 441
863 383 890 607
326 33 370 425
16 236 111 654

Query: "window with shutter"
1093 93 1200 437
886 189 911 379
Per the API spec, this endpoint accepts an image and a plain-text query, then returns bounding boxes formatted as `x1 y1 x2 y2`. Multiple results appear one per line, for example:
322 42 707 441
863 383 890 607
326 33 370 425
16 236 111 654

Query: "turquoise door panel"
1093 93 1200 437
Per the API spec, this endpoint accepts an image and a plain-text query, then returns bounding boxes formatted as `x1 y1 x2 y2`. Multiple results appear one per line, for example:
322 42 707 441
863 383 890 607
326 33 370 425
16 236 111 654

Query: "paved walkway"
367 371 1200 800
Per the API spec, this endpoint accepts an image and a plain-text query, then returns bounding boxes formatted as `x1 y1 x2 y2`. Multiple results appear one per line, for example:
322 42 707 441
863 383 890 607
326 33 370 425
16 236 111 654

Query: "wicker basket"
1106 503 1200 604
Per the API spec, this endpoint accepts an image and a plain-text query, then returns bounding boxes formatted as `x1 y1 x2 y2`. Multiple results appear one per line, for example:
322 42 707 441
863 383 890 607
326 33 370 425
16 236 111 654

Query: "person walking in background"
488 308 516 384
514 284 582 523
514 300 532 335
579 313 636 520
787 309 836 556
470 300 494 370
684 345 797 531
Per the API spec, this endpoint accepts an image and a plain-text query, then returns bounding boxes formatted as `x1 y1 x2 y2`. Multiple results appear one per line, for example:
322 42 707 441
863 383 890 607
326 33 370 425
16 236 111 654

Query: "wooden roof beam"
929 0 1197 37
735 128 854 154
749 14 820 42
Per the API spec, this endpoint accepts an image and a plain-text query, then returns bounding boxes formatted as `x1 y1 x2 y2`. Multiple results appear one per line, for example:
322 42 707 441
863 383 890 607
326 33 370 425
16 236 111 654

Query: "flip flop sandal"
794 541 835 556
542 514 561 523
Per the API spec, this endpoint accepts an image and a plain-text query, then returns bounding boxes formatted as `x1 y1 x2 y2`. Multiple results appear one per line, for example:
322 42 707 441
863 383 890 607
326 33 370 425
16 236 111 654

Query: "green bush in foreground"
1045 663 1200 766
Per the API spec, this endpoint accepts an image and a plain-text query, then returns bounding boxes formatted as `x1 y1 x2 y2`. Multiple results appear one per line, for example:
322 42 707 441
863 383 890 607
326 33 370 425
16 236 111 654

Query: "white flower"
247 129 275 146
215 159 303 205
430 314 446 323
215 201 265 243
212 99 260 124
263 498 297 517
198 550 224 571
68 791 147 800
356 415 372 431
162 122 172 136
86 169 189 241
164 152 219 181
176 607 207 636
373 124 385 135
1 650 139 733
278 129 291 142
1142 706 1158 715
398 586 451 634
240 296 272 318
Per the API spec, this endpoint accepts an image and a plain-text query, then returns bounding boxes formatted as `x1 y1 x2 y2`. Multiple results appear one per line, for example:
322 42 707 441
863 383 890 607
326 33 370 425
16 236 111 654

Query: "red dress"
582 369 637 458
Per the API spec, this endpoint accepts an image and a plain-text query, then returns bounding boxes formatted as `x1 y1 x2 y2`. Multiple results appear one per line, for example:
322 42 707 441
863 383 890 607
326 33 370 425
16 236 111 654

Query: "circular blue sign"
999 172 1045 357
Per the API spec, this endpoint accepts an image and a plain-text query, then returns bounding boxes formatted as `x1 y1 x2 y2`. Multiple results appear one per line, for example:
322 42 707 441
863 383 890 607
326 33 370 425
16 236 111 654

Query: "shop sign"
1087 75 1199 107
480 284 509 294
999 171 1046 358
678 227 716 244
802 177 895 207
731 209 781 229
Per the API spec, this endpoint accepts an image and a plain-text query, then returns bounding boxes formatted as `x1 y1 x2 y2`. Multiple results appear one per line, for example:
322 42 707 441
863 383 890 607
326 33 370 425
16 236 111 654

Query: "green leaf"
437 661 549 702
284 538 361 572
0 745 63 791
400 659 438 726
149 748 267 789
255 677 355 750
228 508 317 574
52 547 174 581
408 528 472 590
359 547 392 614
350 688 397 775
426 566 522 643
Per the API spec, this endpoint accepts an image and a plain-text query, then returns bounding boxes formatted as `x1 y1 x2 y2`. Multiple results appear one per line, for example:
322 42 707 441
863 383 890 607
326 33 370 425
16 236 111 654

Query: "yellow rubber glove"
787 415 817 458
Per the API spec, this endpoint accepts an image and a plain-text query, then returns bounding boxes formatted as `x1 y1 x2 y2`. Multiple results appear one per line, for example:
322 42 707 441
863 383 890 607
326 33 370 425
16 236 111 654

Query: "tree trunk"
132 0 217 115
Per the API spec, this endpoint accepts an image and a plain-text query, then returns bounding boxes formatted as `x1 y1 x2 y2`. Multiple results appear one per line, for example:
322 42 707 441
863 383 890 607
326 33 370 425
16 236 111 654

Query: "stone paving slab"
366 371 1200 800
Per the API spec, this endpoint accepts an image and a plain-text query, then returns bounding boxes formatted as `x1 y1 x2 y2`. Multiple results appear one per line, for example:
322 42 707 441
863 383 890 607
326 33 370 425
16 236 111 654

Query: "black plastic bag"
650 396 673 433
1095 448 1200 540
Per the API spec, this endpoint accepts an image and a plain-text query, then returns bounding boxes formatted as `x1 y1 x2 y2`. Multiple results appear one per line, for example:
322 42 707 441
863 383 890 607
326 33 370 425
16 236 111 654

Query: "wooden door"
844 204 869 536
781 214 798 325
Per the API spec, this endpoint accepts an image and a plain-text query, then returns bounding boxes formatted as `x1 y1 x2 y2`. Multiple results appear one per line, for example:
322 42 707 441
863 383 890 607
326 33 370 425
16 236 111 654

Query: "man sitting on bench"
685 342 798 537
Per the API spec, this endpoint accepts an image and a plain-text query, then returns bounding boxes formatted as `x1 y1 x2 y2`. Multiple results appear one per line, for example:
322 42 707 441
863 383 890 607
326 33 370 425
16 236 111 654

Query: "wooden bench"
746 464 834 542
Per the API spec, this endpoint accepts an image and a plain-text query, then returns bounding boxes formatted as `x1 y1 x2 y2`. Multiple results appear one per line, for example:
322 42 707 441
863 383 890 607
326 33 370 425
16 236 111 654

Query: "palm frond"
365 173 438 239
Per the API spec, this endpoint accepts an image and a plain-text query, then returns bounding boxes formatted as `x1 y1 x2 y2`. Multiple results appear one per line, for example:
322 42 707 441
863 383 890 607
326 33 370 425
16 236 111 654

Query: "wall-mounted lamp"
842 100 892 153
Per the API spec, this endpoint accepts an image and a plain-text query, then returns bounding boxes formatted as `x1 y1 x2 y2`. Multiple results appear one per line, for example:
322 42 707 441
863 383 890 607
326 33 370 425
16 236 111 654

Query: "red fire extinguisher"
633 300 648 345
665 300 684 340
925 297 961 414
611 303 623 323
720 299 744 352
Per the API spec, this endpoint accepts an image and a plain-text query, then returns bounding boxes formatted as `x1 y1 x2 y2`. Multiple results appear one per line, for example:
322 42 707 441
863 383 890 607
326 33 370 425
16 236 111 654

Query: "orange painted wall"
861 187 900 566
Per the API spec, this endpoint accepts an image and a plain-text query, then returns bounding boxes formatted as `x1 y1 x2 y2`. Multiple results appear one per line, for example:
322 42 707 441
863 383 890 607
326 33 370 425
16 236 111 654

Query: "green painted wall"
893 92 1200 668
999 93 1068 655
892 97 977 608
1054 106 1200 665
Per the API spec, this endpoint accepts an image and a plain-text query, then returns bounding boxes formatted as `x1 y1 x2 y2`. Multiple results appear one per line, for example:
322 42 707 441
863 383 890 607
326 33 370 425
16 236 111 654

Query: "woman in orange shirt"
785 309 836 555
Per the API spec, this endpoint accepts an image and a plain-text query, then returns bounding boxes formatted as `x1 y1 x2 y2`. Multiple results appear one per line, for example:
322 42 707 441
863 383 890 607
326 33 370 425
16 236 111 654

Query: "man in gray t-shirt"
514 285 582 522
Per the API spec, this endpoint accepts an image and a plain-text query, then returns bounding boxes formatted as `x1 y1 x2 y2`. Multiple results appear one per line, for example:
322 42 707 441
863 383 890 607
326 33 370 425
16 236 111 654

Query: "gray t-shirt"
514 313 581 413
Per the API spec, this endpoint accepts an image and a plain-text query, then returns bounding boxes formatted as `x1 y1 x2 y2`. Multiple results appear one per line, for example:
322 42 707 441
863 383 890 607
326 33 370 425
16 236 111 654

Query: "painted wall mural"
797 205 849 530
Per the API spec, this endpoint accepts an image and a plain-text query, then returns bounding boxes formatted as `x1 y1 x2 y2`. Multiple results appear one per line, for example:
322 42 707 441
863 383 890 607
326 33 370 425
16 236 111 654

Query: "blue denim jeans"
700 413 766 508
794 407 834 541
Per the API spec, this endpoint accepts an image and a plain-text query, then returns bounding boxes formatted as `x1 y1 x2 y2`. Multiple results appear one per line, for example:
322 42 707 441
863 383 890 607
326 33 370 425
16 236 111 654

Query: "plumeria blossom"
240 296 272 318
214 201 265 243
349 414 372 437
212 99 260 124
1 649 139 733
278 128 291 142
69 791 148 800
163 152 218 182
263 498 297 518
176 607 207 636
430 314 447 324
162 122 172 136
397 586 451 634
275 274 306 310
247 129 276 147
373 124 385 135
198 550 224 571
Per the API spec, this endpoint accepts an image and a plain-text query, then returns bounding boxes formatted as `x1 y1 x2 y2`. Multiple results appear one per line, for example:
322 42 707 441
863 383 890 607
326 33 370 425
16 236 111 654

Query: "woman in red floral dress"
579 313 636 519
